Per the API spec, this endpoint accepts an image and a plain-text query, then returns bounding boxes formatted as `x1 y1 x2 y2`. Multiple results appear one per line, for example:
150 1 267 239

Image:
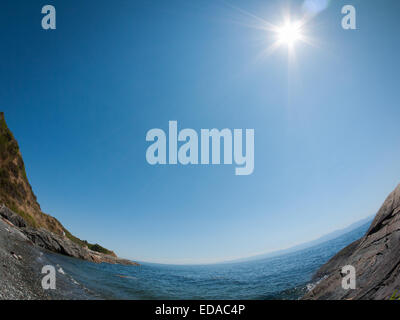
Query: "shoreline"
0 204 138 266
0 217 96 299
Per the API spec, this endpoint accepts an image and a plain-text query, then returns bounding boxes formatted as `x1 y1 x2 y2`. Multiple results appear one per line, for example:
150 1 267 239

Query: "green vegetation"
86 243 114 255
0 113 18 159
63 227 87 247
0 168 26 207
0 112 115 257
0 117 12 160
8 204 38 228
0 112 30 208
0 113 28 175
62 226 114 255
390 290 400 300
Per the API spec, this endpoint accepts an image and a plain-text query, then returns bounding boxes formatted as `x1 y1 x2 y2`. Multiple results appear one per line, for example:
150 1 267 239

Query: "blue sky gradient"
1 0 400 264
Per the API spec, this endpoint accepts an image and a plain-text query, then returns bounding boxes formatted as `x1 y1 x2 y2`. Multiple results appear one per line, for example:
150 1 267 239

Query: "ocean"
41 222 370 300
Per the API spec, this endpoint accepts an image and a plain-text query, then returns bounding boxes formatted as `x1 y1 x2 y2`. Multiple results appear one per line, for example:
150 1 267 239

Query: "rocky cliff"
0 112 62 233
303 184 400 300
0 112 136 265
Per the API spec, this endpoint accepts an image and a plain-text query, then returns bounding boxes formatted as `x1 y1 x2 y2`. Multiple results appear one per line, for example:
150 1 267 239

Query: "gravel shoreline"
0 217 94 300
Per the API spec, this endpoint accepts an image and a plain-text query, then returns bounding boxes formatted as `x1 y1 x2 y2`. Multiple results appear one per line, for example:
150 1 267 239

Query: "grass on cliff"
390 290 400 300
87 243 114 255
9 204 38 228
0 113 30 206
63 227 114 255
1 112 115 257
0 114 20 162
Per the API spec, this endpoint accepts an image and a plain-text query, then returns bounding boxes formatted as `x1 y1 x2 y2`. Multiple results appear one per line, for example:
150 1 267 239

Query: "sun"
276 21 303 46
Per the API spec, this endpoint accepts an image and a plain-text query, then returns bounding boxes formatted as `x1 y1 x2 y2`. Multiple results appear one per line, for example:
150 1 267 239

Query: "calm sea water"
42 222 369 300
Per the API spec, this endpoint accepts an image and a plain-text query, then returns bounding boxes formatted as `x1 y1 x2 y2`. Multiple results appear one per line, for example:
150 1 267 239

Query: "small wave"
306 275 328 292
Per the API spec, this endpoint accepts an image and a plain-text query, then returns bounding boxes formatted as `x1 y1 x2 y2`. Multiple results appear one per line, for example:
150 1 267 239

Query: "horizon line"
128 213 374 266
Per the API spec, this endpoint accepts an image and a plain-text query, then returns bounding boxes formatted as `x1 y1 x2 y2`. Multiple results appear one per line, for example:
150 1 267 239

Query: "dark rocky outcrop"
22 227 137 265
22 228 92 261
303 184 400 300
0 215 102 299
0 204 137 265
0 112 137 265
0 204 27 228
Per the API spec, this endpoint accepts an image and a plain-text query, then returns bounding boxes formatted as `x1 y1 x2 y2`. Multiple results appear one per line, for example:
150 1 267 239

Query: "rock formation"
0 112 136 265
303 184 400 300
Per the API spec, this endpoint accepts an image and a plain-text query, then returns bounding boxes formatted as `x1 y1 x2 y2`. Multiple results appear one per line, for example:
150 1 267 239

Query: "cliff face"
0 112 128 262
0 112 64 233
303 184 400 300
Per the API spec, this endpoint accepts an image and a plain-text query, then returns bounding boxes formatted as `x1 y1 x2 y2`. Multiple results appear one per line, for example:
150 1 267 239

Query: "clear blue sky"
1 0 400 264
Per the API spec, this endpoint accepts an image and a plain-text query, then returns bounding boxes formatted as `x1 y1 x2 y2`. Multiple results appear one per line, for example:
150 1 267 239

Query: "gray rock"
22 227 138 265
22 228 92 261
0 205 27 228
0 218 92 300
303 183 400 300
0 204 138 266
